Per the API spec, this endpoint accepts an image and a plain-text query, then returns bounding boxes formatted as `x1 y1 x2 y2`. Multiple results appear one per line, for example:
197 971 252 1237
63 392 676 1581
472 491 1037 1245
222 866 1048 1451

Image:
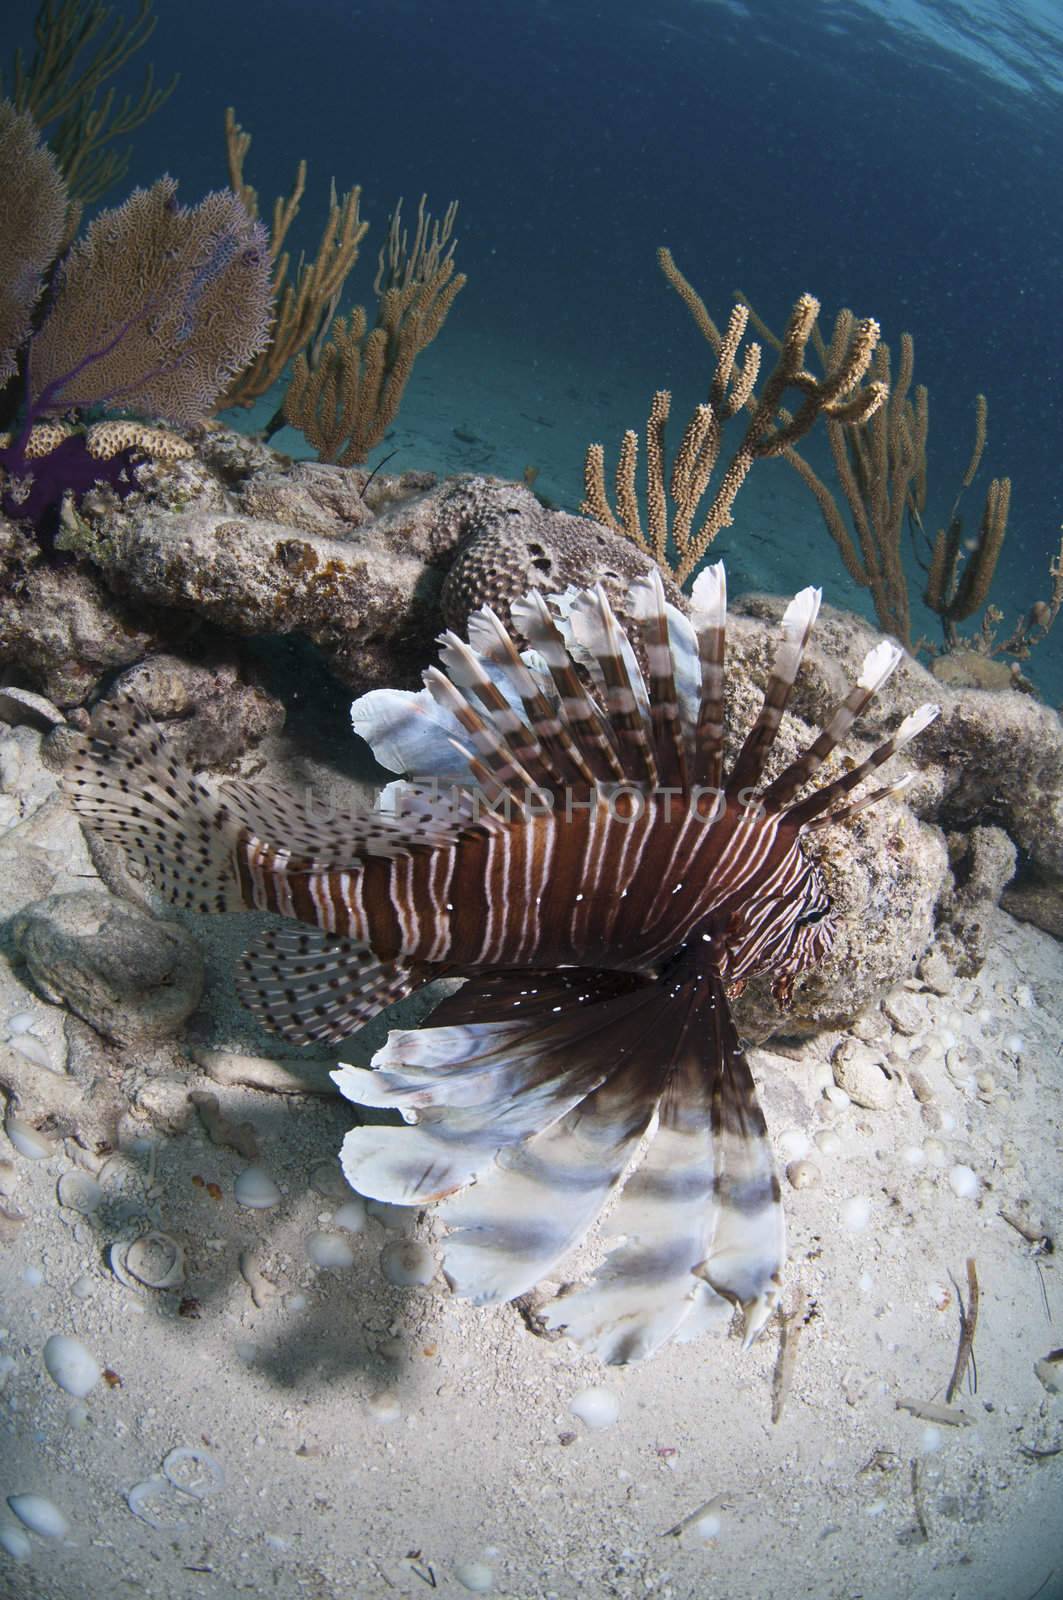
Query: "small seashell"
234 1167 281 1210
840 1196 872 1232
569 1385 620 1430
367 1390 402 1423
306 1231 355 1269
126 1476 187 1529
0 1524 32 1561
823 1084 850 1109
8 1034 56 1072
4 1116 54 1161
108 1240 143 1293
922 1138 947 1168
455 1560 495 1592
814 1128 842 1156
786 1159 821 1190
56 1170 103 1216
832 1040 901 1111
920 1426 943 1454
6 1011 36 1036
6 1493 69 1539
882 990 924 1036
43 1333 100 1398
162 1446 225 1499
333 1197 367 1233
777 1129 811 1160
1034 1351 1063 1395
124 1232 185 1290
948 1164 979 1200
900 1145 925 1168
380 1239 437 1287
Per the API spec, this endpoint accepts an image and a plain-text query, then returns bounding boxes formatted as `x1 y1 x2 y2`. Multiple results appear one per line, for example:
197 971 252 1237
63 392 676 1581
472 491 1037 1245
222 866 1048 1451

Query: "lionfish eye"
797 905 829 928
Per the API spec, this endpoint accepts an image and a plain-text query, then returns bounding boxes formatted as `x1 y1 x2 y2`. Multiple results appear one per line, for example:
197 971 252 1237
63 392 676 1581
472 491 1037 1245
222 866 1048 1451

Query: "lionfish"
67 565 938 1363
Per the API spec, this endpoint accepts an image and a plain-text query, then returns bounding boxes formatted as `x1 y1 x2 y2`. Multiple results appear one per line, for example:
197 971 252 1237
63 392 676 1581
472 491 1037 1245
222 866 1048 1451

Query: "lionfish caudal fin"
63 698 471 1042
334 947 784 1364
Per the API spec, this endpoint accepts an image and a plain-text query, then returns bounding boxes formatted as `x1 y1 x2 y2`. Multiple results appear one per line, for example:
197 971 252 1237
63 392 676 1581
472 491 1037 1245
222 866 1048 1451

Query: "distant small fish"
67 565 937 1363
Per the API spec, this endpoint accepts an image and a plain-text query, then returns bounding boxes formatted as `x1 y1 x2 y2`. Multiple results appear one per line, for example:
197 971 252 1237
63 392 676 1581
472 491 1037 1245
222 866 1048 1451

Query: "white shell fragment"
56 1170 103 1215
234 1167 282 1209
333 1198 367 1233
4 1116 54 1161
162 1446 225 1499
43 1333 100 1398
367 1390 402 1423
6 1493 69 1539
786 1159 822 1191
1034 1351 1063 1395
569 1385 620 1430
8 1034 57 1072
126 1476 187 1529
455 1560 495 1592
306 1231 355 1269
0 1524 32 1561
948 1164 979 1199
832 1040 901 1110
379 1239 437 1287
124 1232 185 1290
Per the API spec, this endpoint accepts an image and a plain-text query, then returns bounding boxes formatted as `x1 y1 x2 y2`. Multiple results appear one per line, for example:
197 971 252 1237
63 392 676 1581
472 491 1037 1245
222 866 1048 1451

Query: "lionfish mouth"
66 563 939 1364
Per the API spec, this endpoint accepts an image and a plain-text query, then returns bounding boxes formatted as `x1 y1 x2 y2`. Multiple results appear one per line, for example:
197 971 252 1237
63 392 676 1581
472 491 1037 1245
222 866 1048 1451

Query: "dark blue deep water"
10 0 1063 695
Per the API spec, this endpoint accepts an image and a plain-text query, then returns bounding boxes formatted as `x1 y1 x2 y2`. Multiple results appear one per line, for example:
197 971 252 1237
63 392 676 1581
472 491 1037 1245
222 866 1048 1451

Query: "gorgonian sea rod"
67 567 939 1363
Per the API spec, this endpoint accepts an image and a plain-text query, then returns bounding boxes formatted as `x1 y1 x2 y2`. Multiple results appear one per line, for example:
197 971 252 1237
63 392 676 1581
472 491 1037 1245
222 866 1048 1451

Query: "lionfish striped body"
67 565 938 1363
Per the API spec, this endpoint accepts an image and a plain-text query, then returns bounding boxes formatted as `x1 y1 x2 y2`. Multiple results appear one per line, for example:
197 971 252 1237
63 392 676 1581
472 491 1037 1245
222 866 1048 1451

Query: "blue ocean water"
10 0 1063 694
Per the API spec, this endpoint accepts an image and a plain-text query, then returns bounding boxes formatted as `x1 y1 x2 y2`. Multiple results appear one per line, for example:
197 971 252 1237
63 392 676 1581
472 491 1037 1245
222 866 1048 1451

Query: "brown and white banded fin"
760 638 904 812
465 606 591 786
423 665 539 796
335 968 651 1211
790 701 940 830
435 629 559 790
509 590 624 783
688 562 727 791
628 568 688 789
726 585 822 798
236 924 417 1045
543 968 784 1362
221 774 463 861
562 584 658 785
65 697 249 913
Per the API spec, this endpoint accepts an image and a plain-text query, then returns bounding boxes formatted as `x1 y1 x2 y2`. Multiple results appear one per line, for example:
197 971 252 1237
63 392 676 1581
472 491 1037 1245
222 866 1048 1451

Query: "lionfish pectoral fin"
237 923 417 1046
64 696 249 913
335 967 667 1298
543 970 785 1364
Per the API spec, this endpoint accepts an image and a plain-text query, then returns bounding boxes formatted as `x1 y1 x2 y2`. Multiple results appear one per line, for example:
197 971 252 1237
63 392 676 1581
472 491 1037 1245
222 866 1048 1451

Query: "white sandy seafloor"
1 743 1062 1599
1 360 1062 1595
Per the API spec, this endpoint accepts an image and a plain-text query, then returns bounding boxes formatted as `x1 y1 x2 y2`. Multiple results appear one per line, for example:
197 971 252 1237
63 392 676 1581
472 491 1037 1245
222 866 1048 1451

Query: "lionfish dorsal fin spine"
725 584 821 798
628 567 688 789
509 590 625 784
791 701 940 829
563 584 659 786
760 638 906 812
423 665 540 794
688 561 728 792
435 628 560 788
466 606 585 785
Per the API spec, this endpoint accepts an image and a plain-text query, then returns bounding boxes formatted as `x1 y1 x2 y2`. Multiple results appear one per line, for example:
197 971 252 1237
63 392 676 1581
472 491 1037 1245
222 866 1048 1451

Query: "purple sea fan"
26 176 273 426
